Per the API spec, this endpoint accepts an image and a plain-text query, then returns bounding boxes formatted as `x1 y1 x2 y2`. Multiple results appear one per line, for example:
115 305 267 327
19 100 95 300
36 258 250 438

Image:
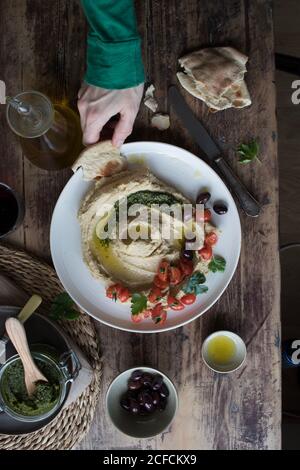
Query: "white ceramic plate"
50 142 241 333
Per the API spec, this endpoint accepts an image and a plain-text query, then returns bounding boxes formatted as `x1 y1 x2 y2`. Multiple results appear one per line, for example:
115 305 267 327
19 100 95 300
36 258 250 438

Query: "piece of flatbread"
151 113 170 130
144 84 158 112
177 46 251 112
72 140 127 180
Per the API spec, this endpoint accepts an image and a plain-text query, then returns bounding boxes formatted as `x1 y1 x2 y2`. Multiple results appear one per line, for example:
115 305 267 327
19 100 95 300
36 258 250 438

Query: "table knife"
0 294 42 364
168 85 260 217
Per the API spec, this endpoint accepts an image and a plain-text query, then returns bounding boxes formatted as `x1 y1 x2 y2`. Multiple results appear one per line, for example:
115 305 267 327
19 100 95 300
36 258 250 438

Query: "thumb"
112 111 135 147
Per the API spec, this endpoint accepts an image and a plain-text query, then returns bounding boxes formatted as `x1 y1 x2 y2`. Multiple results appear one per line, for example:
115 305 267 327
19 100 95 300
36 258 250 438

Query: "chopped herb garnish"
182 271 208 296
208 256 226 273
114 190 182 220
50 293 80 321
131 293 148 316
237 140 260 164
101 191 182 237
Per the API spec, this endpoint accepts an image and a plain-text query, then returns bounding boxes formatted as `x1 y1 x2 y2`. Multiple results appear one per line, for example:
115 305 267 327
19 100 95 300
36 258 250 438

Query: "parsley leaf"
194 284 209 295
131 293 147 316
237 140 260 164
50 292 80 321
208 256 226 273
182 271 208 296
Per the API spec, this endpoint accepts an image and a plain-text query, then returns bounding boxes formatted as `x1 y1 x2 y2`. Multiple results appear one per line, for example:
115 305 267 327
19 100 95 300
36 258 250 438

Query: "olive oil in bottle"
6 91 83 170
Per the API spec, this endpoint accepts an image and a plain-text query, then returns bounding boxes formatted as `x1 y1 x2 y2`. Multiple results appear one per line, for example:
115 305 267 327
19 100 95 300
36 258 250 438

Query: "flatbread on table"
177 46 252 112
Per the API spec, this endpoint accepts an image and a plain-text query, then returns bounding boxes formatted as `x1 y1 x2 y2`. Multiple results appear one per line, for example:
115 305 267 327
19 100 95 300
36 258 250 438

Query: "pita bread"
144 84 158 112
177 47 251 111
151 113 170 130
72 140 127 180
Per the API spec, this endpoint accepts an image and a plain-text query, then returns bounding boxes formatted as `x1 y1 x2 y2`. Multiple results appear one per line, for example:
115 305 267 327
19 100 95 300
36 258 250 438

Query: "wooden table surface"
0 0 281 450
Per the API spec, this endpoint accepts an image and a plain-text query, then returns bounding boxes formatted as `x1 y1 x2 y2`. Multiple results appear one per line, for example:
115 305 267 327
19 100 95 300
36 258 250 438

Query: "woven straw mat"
0 243 102 450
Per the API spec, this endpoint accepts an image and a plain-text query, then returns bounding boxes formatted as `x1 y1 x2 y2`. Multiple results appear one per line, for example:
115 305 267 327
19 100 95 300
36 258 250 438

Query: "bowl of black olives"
106 367 178 438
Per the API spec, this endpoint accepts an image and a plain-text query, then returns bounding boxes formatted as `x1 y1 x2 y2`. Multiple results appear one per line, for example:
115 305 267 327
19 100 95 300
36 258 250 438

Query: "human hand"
77 83 144 147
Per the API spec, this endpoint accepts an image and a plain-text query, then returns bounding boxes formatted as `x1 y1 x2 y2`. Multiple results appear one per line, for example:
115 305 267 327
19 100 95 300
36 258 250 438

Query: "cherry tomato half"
205 231 218 246
153 275 169 290
106 283 122 301
179 258 194 276
151 303 167 325
143 309 152 319
118 287 131 303
157 260 169 282
131 313 143 323
169 266 182 286
198 245 213 261
196 208 212 223
148 287 162 303
154 311 167 325
167 295 185 311
181 293 196 305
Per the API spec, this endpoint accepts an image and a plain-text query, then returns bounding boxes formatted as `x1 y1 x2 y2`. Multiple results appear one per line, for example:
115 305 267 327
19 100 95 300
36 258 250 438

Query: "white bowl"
106 367 178 438
50 141 241 333
202 330 247 373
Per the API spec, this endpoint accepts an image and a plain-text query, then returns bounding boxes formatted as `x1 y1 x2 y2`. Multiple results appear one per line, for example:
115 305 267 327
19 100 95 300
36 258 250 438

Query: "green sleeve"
81 0 145 89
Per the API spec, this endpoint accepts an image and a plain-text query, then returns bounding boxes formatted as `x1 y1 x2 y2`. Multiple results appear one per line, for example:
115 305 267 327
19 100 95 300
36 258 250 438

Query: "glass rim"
0 352 66 422
6 90 54 139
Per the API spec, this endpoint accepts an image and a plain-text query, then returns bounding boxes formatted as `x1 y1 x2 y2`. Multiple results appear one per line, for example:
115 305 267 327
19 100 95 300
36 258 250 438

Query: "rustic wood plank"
0 0 86 257
21 0 86 257
0 0 280 449
78 0 281 450
0 0 26 249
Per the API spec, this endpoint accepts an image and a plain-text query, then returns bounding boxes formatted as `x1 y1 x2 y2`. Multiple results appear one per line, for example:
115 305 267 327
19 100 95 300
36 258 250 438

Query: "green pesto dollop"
99 190 183 247
1 358 60 417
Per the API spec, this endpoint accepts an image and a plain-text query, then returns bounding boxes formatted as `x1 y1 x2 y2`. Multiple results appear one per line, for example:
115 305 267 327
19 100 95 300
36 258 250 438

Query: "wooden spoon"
5 317 48 396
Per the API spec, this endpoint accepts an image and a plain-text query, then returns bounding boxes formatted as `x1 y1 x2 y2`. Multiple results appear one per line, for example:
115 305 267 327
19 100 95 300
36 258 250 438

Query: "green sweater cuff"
84 33 145 89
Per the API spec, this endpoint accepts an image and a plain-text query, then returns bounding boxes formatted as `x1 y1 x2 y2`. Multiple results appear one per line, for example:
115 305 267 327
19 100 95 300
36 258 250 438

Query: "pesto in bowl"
1 358 60 417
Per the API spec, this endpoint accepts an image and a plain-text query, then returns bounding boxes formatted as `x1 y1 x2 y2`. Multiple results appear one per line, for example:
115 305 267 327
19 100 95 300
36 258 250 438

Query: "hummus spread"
79 167 203 292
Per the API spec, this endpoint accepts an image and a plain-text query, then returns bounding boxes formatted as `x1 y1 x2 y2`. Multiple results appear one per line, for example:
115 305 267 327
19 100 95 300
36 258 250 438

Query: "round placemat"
0 243 102 450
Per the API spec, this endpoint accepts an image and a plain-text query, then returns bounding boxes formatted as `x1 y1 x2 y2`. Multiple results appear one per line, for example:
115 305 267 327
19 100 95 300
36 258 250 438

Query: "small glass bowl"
0 350 80 423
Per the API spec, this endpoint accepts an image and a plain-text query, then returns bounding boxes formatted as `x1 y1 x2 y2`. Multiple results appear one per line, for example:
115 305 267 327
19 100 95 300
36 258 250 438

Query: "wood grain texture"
0 0 280 449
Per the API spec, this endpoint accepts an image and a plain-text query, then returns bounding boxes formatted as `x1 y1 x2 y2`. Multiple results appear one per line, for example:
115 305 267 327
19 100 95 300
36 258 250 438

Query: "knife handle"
215 157 260 217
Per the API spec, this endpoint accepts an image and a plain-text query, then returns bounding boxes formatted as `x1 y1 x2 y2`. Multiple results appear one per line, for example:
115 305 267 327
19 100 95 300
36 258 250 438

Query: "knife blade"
0 294 42 364
168 85 260 217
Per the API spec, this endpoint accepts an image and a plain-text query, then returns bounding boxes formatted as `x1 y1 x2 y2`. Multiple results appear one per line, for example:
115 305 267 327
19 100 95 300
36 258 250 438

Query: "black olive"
137 389 149 405
126 390 137 400
182 249 193 261
130 369 143 381
144 402 155 413
159 383 169 399
120 394 131 411
141 373 153 387
151 391 160 406
128 379 142 390
213 203 228 215
151 374 163 390
120 370 169 416
196 192 211 205
129 398 140 414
